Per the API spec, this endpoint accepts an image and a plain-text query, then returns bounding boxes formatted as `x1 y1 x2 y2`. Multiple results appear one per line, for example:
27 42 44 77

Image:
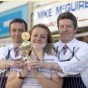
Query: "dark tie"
14 47 19 58
63 45 68 55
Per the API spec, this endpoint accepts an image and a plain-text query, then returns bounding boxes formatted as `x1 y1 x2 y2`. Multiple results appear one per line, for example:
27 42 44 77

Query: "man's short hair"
57 11 77 29
9 18 28 31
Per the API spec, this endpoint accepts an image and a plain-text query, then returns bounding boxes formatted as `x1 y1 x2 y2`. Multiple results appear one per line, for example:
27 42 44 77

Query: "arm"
58 44 88 75
0 60 13 69
0 47 11 69
28 59 63 88
40 44 88 76
6 68 28 88
35 71 63 88
6 71 23 88
6 60 37 88
51 71 63 88
0 47 26 70
41 61 63 73
0 60 26 70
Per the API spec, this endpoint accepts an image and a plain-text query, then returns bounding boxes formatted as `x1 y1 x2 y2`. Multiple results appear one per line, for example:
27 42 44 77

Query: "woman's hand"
26 59 40 70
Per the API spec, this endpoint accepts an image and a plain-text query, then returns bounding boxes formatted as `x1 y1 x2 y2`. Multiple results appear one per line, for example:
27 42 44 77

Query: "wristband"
17 72 25 80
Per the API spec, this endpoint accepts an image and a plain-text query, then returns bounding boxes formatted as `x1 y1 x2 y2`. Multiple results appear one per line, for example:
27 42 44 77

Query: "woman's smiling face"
31 27 48 50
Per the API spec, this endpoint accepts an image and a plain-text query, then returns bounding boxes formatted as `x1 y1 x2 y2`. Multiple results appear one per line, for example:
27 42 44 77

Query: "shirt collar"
9 43 16 50
59 38 77 49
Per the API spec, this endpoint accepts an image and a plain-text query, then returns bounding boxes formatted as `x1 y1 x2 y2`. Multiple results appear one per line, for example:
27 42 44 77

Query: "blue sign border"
0 3 28 38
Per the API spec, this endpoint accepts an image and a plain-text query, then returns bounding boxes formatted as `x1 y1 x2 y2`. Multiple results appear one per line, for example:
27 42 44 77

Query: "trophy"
19 32 32 61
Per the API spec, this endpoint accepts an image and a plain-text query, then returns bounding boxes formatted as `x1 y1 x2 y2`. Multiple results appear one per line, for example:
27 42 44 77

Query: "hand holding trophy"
19 32 32 61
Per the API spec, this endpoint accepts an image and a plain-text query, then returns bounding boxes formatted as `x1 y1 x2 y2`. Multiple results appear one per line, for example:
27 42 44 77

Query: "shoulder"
54 41 60 47
75 39 88 47
74 39 88 58
0 46 7 52
0 44 12 58
0 44 12 51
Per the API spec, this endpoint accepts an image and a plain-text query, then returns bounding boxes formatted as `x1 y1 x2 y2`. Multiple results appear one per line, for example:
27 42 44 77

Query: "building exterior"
33 1 88 42
0 1 88 47
0 1 33 47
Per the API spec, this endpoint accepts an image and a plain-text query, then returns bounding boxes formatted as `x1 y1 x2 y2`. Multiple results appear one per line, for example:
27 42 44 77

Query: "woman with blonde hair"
6 24 63 88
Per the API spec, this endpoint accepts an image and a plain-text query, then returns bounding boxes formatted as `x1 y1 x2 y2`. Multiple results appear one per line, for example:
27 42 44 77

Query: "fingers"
12 60 26 68
12 59 43 72
27 60 40 67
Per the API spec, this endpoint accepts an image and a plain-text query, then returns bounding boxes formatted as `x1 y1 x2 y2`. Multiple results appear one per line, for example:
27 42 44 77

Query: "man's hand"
9 59 26 68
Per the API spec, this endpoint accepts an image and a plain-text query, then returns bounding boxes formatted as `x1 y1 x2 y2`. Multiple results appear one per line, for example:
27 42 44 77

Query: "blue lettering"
48 8 52 17
61 5 66 11
55 1 88 15
70 2 76 11
37 8 52 19
38 11 43 18
85 1 88 8
79 1 85 9
56 6 62 15
66 3 71 11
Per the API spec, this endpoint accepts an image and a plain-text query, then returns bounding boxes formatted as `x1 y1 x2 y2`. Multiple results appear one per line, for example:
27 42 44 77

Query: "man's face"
58 19 76 43
10 22 25 44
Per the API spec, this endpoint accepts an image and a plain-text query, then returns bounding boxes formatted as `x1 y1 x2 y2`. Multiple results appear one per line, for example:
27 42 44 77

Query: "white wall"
0 1 28 13
33 1 88 32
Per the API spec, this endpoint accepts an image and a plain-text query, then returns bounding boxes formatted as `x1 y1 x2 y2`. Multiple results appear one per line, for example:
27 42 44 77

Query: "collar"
58 38 78 50
8 43 17 50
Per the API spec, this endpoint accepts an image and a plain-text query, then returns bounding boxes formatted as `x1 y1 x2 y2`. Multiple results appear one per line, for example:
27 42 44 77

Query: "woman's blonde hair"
29 24 55 55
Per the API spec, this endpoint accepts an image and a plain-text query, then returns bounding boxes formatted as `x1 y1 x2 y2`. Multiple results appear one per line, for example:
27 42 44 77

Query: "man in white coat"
0 18 27 71
54 11 88 88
